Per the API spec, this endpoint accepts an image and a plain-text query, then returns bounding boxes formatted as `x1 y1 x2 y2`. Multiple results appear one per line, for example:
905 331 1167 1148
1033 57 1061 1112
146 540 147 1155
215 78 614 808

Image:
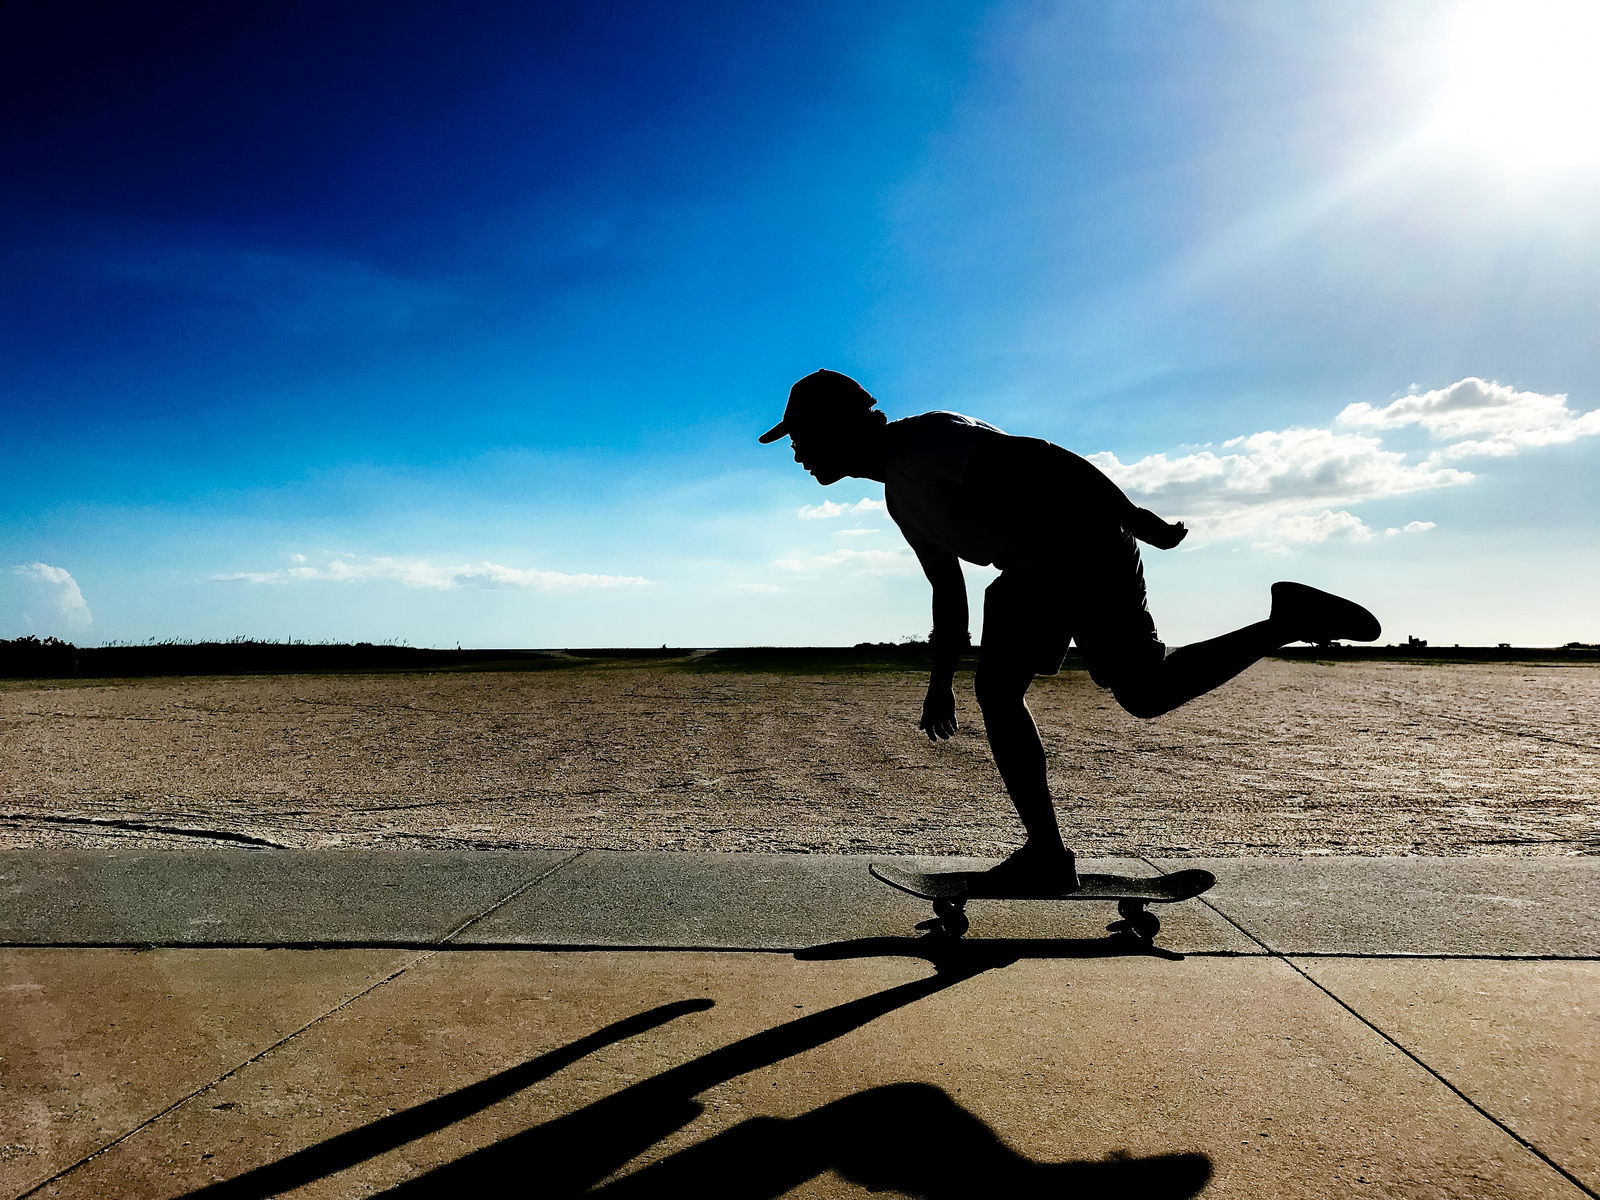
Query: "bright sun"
1421 0 1600 171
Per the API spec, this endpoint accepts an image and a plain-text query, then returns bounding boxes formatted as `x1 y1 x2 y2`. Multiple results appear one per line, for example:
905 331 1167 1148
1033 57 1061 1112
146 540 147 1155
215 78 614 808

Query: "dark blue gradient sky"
4 0 1597 646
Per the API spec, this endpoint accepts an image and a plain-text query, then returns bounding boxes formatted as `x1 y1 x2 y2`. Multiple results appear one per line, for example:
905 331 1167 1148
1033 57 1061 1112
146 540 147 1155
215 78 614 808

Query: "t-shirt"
883 411 1012 566
884 410 1132 569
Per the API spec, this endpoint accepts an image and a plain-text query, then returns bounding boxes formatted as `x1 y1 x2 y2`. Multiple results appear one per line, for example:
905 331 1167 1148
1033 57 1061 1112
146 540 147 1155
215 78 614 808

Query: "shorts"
978 530 1166 687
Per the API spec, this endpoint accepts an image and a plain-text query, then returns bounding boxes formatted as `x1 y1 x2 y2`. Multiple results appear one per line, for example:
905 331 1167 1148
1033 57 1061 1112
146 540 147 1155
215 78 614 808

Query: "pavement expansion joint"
432 848 589 943
1282 952 1598 1199
15 950 441 1200
1136 855 1599 1200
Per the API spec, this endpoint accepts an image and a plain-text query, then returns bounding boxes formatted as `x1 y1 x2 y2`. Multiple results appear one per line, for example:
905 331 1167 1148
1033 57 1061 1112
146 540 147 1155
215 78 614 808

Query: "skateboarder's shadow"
798 933 1186 969
179 965 1209 1199
590 1081 1211 1198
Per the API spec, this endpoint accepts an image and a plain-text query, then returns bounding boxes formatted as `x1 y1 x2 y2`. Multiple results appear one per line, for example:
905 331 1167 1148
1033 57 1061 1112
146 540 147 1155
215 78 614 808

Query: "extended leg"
1112 620 1287 718
1111 582 1381 719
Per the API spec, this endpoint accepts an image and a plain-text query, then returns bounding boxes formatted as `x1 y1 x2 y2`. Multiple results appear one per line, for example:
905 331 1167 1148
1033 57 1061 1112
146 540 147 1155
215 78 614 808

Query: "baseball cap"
758 369 876 444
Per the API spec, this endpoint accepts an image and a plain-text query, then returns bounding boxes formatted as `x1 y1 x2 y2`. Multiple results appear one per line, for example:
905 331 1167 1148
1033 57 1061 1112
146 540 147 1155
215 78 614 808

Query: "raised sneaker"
1270 581 1382 644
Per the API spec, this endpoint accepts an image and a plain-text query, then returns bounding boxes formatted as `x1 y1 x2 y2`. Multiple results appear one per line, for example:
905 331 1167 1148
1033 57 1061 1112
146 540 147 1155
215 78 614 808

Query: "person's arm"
909 535 968 742
966 433 1188 549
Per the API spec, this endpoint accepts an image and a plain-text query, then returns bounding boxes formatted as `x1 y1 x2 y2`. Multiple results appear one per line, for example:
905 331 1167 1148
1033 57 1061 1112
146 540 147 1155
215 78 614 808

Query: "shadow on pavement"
796 933 1186 967
179 999 715 1199
592 1082 1211 1198
182 955 1209 1199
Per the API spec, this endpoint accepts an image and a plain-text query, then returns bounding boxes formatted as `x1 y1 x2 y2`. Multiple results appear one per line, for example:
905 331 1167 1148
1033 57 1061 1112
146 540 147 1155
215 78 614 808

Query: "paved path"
3 852 1595 1198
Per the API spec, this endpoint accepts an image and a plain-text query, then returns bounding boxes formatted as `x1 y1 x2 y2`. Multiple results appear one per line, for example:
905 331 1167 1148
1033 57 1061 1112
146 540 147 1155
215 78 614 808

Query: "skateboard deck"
869 861 1216 941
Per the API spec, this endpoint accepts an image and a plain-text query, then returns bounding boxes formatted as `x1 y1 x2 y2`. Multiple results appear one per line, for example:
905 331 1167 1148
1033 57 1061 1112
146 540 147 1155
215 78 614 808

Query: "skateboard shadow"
179 959 1209 1199
797 933 1185 968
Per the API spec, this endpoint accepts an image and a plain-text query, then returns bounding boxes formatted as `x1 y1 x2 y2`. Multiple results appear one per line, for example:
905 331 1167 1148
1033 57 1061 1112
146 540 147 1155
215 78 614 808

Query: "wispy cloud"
121 243 451 333
215 554 652 590
773 547 915 575
33 221 455 335
12 562 93 630
1240 511 1430 553
1247 509 1376 553
797 498 886 519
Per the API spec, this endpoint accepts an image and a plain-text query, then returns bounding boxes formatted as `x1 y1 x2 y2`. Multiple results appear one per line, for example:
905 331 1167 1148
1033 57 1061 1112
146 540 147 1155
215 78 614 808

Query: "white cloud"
215 554 652 591
833 528 879 537
1338 377 1600 461
797 498 886 519
773 548 916 575
12 562 93 630
1385 520 1436 536
1089 426 1472 545
1091 428 1470 507
1249 510 1376 553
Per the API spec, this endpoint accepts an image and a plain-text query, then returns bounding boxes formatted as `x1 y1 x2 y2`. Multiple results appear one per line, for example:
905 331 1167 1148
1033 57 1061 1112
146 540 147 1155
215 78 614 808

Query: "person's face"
788 426 852 485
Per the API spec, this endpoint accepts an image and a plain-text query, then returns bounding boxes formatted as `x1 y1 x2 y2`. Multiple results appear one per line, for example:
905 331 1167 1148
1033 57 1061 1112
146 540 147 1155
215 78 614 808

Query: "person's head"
758 369 888 484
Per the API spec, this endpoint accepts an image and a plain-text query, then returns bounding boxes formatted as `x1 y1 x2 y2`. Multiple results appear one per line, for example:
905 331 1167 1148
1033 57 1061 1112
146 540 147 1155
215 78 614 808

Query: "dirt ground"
1 658 1595 857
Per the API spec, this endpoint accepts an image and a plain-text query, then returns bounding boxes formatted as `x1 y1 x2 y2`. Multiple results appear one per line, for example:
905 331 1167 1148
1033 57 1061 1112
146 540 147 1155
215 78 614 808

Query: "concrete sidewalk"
2 851 1595 1198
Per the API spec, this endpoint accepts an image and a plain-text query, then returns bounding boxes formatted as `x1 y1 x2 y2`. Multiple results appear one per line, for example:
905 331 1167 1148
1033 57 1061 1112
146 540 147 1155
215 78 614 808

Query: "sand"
1 658 1595 857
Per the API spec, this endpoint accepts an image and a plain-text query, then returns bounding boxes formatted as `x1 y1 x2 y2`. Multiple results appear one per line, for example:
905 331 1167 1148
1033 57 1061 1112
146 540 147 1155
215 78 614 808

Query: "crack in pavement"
0 813 287 848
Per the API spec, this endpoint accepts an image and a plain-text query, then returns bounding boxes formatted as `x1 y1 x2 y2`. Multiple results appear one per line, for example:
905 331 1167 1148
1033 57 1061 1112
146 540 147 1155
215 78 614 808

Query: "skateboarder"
759 369 1380 894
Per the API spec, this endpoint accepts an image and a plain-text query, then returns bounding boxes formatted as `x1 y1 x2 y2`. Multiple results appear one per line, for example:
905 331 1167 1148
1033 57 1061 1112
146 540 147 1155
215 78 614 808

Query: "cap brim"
757 422 787 444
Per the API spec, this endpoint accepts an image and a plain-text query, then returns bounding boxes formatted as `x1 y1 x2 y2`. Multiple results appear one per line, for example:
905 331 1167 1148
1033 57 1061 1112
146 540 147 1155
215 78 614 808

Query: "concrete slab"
1300 958 1600 1193
1156 857 1600 957
28 951 1587 1198
0 850 574 946
456 851 1256 954
0 948 411 1198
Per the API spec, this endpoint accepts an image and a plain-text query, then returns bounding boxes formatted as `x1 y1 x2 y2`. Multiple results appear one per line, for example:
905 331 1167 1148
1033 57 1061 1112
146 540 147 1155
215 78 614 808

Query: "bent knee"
1110 684 1170 720
973 666 1033 710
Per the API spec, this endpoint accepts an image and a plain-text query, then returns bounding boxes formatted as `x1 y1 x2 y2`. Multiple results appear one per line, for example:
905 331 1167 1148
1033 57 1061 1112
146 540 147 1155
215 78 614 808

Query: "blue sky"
4 0 1597 648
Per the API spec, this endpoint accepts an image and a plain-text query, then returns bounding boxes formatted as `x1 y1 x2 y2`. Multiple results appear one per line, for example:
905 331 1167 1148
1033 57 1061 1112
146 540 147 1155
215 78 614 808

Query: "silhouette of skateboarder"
760 369 1380 895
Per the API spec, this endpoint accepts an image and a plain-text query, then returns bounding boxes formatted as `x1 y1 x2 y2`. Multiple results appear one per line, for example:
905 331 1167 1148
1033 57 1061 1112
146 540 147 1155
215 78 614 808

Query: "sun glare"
1422 0 1600 171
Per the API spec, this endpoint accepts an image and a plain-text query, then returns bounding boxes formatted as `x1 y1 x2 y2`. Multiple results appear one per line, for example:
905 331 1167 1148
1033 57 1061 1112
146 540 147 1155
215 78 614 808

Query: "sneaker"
1270 581 1381 643
975 845 1081 897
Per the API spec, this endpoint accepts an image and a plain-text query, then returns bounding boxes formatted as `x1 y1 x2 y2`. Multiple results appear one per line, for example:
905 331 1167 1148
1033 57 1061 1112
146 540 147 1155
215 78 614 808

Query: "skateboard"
869 861 1216 942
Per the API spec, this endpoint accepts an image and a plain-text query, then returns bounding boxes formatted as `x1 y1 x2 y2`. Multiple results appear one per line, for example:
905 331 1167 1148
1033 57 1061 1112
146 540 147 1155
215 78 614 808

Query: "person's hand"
919 687 958 741
1148 518 1187 549
1130 507 1188 549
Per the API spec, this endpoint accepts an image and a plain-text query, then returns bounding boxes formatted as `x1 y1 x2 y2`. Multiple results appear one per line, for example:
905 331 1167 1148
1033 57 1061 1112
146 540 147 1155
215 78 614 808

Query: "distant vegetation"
0 636 565 680
2 634 1593 682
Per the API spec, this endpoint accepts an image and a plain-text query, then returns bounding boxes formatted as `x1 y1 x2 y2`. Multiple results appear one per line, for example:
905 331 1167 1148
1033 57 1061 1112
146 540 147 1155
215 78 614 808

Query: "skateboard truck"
916 897 1160 942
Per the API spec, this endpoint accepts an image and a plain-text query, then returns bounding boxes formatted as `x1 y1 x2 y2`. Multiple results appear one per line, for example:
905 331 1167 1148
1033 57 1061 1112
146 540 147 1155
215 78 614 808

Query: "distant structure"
1406 635 1428 648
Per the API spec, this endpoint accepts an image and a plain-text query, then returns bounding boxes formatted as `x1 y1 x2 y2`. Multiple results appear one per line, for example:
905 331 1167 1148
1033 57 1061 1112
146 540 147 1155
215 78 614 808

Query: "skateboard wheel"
1129 912 1161 940
930 900 969 939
